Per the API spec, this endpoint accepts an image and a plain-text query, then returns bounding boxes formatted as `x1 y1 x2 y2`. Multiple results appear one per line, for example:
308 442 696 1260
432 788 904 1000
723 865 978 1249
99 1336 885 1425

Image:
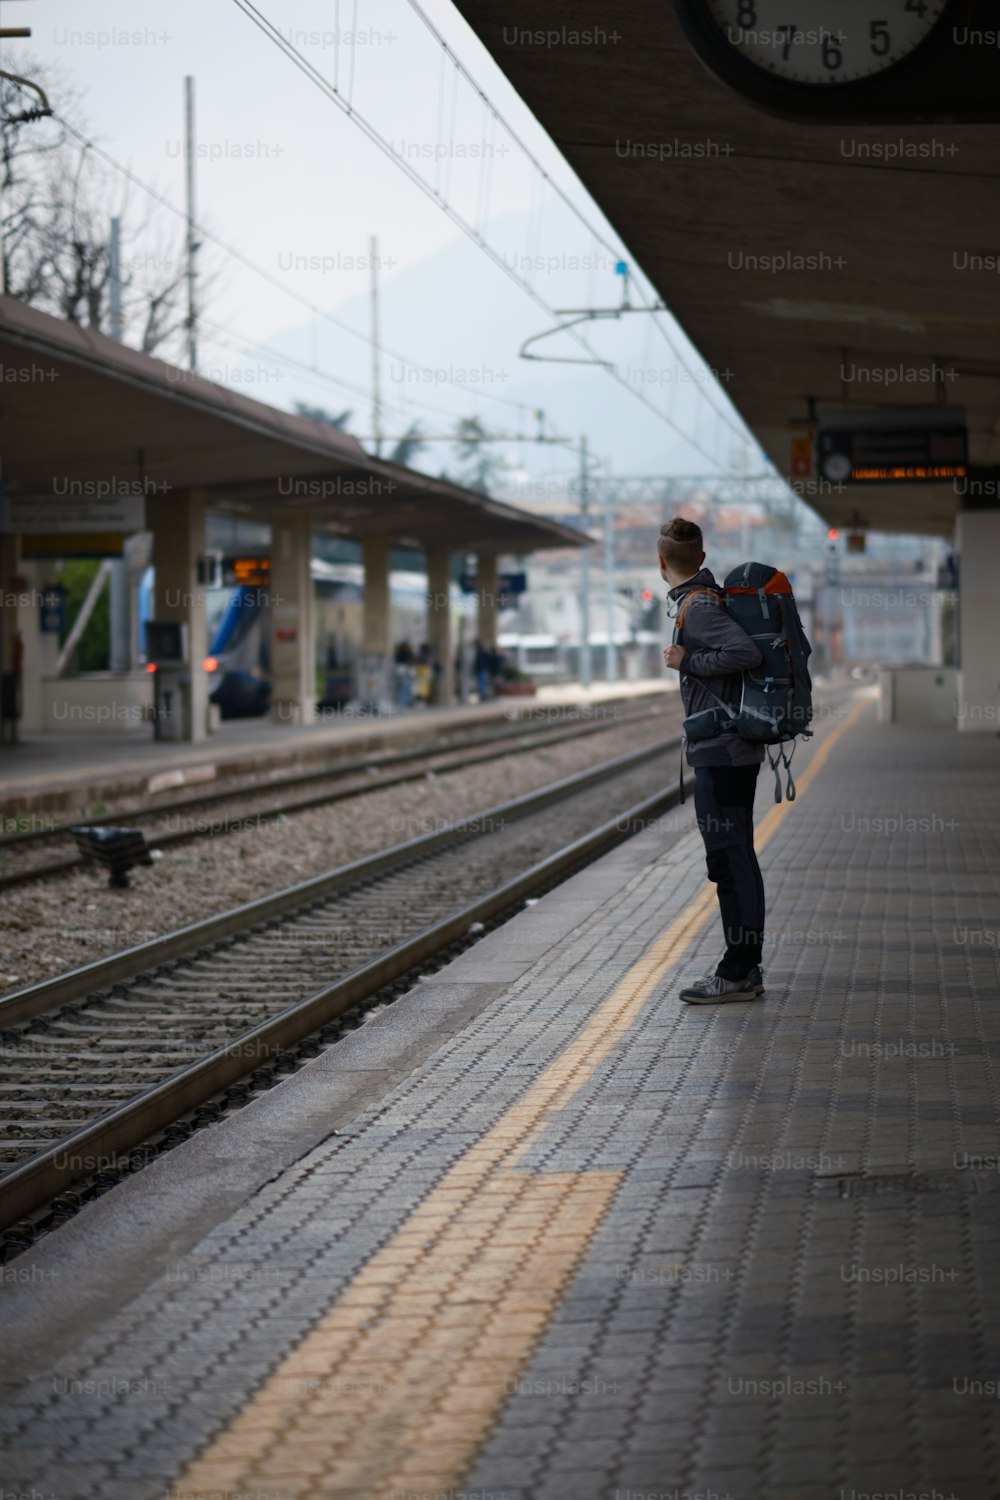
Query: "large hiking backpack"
673 561 813 803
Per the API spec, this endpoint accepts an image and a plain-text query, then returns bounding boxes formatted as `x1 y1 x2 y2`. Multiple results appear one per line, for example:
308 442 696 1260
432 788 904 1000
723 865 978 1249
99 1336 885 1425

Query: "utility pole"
107 216 131 672
108 217 124 341
184 75 198 372
370 234 382 457
579 435 592 688
603 480 617 683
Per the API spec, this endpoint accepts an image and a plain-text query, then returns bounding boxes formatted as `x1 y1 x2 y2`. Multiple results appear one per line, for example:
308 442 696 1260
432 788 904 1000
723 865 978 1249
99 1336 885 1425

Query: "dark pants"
693 764 764 981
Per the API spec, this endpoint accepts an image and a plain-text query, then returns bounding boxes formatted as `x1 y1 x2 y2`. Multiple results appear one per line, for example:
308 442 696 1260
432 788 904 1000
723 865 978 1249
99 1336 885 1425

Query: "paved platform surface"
0 680 667 817
3 690 1000 1500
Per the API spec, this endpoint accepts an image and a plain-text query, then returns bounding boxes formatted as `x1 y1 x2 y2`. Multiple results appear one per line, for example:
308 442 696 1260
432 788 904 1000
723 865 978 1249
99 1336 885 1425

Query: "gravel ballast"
1 711 681 991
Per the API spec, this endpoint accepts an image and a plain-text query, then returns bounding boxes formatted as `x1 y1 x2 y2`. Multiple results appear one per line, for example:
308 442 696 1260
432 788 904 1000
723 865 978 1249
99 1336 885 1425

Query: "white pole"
603 481 617 682
106 230 132 673
109 217 124 342
370 234 382 457
579 435 592 687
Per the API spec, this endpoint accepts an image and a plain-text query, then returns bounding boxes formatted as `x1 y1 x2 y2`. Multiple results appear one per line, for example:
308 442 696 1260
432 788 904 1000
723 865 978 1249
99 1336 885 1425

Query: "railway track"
0 733 690 1248
0 700 677 888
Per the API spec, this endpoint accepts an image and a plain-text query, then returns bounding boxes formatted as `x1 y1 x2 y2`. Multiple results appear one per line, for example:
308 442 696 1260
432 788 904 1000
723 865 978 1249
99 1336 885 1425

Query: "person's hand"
663 644 686 671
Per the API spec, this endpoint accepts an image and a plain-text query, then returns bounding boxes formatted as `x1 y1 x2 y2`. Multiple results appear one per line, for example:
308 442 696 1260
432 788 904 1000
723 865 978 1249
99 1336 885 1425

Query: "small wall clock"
672 0 999 119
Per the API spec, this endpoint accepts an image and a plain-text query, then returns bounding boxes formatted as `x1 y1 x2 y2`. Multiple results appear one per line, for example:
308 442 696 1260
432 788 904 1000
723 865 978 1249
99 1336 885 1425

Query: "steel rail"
0 702 673 888
0 735 680 1029
0 697 665 848
0 782 688 1232
0 744 689 1232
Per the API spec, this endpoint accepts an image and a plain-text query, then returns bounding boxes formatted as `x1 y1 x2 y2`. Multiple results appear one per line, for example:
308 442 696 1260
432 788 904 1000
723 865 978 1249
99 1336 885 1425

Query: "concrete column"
477 553 499 651
361 534 391 708
18 562 60 734
108 559 131 672
956 509 1000 732
0 537 58 740
0 545 60 738
425 547 453 707
149 488 209 742
269 508 316 726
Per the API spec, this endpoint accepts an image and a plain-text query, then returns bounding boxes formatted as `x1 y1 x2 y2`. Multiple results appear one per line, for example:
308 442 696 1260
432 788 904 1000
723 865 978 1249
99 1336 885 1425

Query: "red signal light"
203 656 219 672
827 528 840 540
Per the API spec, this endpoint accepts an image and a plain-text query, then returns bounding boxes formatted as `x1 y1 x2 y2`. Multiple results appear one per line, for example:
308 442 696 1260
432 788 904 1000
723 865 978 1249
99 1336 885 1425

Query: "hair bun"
657 515 703 566
667 518 700 541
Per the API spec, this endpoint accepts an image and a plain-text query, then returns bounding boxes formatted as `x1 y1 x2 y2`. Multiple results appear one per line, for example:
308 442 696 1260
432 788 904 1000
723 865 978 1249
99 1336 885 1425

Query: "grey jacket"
669 568 765 767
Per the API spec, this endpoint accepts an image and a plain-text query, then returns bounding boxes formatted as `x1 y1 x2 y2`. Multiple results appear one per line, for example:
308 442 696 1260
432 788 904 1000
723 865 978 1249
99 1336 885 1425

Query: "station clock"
672 0 1000 120
699 1 948 85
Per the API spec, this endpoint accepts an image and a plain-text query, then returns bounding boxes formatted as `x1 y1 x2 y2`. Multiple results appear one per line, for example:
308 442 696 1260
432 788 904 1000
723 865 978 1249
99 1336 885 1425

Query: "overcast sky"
7 0 759 487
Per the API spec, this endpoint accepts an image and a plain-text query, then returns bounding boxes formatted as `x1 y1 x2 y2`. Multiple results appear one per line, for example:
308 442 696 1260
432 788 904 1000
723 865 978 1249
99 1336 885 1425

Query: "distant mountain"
242 209 740 491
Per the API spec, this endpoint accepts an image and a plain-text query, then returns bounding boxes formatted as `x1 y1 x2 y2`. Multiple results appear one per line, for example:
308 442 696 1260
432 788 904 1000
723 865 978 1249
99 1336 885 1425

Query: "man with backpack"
660 517 768 1004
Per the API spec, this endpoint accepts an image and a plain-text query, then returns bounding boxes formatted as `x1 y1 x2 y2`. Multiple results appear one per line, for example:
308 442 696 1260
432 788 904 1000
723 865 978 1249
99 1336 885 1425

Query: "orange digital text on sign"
852 464 967 482
231 557 271 586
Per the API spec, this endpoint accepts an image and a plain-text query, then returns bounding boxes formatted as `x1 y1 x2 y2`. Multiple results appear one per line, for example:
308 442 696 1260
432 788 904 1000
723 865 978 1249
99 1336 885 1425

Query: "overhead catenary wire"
229 0 736 463
48 112 535 425
401 0 751 448
197 318 584 459
197 309 534 436
0 215 427 432
227 0 748 471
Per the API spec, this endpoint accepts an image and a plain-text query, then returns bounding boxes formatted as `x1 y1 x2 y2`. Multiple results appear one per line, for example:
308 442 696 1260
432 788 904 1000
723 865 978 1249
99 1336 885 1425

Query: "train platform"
0 679 667 821
3 689 1000 1500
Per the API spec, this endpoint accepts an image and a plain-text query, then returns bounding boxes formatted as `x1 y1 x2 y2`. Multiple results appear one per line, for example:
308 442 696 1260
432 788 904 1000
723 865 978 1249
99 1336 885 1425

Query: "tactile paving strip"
4 700 1000 1500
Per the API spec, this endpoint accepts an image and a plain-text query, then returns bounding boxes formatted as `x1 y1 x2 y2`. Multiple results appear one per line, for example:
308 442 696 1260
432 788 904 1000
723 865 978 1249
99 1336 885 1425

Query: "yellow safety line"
169 695 870 1500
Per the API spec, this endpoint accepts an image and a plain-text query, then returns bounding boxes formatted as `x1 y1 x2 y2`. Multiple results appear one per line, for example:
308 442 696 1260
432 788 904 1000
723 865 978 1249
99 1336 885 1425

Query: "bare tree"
138 267 188 354
1 56 211 359
1 63 69 297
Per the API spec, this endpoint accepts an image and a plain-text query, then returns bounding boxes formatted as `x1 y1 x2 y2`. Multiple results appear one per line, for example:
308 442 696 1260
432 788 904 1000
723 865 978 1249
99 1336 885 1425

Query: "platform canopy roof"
452 0 1000 538
0 296 584 557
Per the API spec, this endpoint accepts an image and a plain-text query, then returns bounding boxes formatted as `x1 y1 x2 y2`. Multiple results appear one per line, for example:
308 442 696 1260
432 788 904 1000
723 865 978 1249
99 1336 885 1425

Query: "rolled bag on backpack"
681 704 732 741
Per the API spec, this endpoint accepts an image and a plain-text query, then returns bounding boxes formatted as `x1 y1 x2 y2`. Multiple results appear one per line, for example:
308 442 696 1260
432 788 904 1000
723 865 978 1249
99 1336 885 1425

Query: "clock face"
702 0 950 85
821 452 852 483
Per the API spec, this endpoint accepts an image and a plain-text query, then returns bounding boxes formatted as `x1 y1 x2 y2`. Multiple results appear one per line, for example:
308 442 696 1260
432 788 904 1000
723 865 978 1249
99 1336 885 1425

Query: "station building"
0 295 583 746
5 9 1000 1498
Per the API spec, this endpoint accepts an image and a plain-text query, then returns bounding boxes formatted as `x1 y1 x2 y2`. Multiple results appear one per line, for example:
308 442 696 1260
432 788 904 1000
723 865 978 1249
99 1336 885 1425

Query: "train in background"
139 554 472 717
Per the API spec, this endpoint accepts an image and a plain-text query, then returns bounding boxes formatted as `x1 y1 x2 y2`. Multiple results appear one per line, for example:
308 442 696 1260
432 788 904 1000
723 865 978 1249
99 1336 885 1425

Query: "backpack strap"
673 586 739 729
764 740 798 803
692 677 740 723
673 586 737 791
673 587 722 639
781 741 798 802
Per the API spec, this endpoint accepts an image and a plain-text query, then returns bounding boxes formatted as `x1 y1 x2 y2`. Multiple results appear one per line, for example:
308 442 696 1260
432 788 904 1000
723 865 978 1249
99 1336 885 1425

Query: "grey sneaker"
680 971 764 1005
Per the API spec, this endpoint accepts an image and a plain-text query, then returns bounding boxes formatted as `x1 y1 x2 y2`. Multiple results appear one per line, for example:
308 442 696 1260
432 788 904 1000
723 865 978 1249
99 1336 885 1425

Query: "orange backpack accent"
674 587 722 633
